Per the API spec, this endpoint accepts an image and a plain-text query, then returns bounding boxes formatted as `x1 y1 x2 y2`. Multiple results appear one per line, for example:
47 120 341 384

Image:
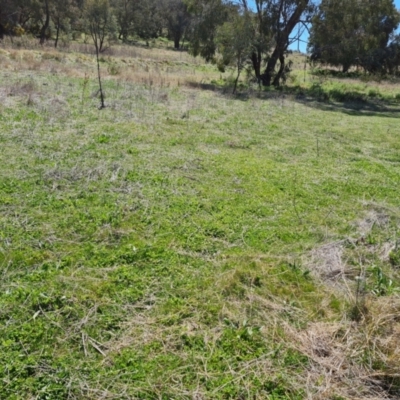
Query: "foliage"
188 0 315 86
161 0 192 49
215 11 254 92
134 0 163 44
114 0 137 41
0 0 398 81
85 0 116 53
360 34 400 75
85 0 116 109
50 0 78 48
186 0 230 61
254 0 315 86
309 0 400 73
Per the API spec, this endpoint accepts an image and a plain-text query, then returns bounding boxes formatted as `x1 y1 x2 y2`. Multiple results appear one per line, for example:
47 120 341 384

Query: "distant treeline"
1 0 399 85
0 0 192 49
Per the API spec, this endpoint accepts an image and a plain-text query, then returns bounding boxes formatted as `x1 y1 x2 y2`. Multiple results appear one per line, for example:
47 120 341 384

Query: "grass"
0 40 400 399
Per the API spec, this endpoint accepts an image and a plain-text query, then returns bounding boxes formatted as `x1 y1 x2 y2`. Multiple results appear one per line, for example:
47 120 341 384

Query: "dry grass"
284 293 400 400
0 36 215 91
300 203 400 399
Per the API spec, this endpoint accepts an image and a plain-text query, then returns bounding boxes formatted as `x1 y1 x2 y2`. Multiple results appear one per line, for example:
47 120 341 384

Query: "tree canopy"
309 0 400 73
0 0 399 82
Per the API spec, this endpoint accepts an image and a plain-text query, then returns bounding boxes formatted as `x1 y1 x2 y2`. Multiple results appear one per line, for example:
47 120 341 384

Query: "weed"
81 73 89 105
370 266 397 296
389 245 400 267
107 62 120 76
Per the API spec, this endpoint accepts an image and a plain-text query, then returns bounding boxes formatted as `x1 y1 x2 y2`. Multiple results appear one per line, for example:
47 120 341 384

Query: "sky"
247 0 400 53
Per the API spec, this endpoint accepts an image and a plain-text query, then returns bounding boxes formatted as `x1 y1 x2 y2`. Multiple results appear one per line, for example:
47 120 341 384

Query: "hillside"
1 39 400 399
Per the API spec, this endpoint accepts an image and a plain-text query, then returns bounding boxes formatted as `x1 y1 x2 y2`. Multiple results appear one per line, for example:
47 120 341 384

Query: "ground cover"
0 40 400 399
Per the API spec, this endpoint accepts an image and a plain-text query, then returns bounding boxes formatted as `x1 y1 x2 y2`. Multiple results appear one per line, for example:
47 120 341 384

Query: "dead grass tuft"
309 240 349 282
286 309 400 399
7 80 37 97
353 209 390 237
307 206 398 284
300 206 400 398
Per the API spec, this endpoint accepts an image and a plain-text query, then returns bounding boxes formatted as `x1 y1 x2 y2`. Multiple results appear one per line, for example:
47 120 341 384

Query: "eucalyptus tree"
0 0 13 36
186 0 231 61
135 0 163 45
241 0 314 86
0 0 16 35
10 0 53 44
0 0 77 44
187 0 315 86
51 0 78 47
114 0 137 41
38 0 50 44
309 0 400 73
0 0 37 34
161 0 192 49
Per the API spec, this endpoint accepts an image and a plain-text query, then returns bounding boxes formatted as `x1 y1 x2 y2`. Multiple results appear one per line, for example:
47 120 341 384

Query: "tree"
188 0 314 86
85 0 116 109
256 0 314 86
135 0 163 45
0 0 37 36
0 0 77 44
85 0 115 53
50 0 78 47
215 10 254 92
186 0 231 61
0 0 19 37
384 35 400 74
14 0 53 44
39 0 50 44
161 0 192 49
309 0 400 73
114 0 137 41
240 0 272 81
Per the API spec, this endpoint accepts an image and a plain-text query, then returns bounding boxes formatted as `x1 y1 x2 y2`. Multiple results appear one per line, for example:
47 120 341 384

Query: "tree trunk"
233 60 242 94
262 46 281 86
273 54 285 86
174 34 180 50
261 0 309 86
91 25 105 109
40 0 50 45
96 44 105 109
251 50 261 80
54 17 60 48
119 28 128 42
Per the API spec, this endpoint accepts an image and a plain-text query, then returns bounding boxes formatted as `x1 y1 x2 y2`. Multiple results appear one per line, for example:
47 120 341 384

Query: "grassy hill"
0 39 400 399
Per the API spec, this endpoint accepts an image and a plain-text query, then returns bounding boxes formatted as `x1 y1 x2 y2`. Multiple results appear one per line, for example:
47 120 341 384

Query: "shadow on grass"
311 68 371 80
288 83 400 118
186 79 400 119
186 81 221 92
297 97 400 119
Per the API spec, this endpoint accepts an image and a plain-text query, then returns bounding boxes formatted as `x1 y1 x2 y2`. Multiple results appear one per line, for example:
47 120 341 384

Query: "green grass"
0 46 400 399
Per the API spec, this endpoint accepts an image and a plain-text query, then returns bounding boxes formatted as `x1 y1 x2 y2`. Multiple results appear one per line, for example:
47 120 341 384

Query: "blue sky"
247 0 400 53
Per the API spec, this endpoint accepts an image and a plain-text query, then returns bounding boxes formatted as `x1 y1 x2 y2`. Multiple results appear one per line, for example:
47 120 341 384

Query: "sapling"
85 0 116 109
